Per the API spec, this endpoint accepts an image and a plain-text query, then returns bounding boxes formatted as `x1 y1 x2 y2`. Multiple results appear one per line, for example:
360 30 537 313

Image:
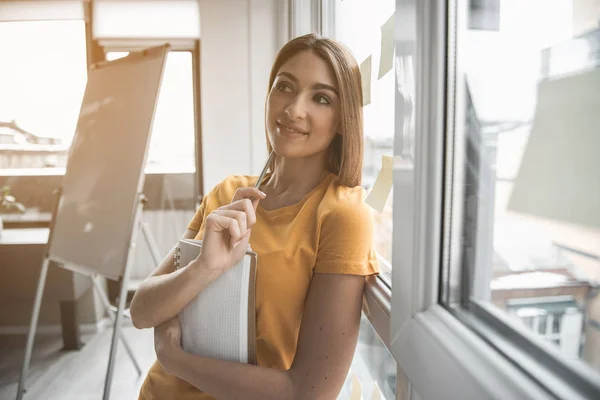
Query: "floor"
0 325 155 400
0 319 393 400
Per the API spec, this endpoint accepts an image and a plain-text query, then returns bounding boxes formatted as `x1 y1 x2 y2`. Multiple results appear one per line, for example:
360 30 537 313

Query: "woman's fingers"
204 213 243 244
201 187 264 255
232 187 266 206
222 198 257 228
213 209 247 237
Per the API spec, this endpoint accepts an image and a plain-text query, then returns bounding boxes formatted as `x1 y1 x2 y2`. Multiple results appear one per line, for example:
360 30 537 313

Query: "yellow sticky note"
360 55 372 106
365 155 393 213
350 372 363 400
378 14 395 79
371 382 383 400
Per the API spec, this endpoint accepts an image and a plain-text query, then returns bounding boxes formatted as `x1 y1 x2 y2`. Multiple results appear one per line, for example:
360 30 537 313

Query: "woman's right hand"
191 187 266 275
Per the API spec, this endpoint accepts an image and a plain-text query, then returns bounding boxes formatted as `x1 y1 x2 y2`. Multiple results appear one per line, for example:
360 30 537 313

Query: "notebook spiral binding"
174 247 181 269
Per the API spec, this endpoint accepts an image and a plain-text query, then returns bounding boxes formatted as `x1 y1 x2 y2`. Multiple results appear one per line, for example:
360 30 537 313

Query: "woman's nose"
284 96 308 120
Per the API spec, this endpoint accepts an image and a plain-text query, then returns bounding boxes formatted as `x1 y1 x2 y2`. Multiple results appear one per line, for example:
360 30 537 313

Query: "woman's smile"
276 121 308 139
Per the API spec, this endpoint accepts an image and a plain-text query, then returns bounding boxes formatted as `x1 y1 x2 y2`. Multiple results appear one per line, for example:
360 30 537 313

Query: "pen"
254 151 274 189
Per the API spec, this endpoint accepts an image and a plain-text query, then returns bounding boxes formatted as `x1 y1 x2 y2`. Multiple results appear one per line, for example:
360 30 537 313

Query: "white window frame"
390 1 600 399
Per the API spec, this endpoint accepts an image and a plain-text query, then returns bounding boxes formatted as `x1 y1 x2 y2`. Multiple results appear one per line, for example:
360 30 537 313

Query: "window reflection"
339 315 396 400
334 0 395 282
452 0 600 375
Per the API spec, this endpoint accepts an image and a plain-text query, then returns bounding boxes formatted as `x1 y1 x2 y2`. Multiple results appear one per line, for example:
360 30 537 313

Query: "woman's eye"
276 82 292 92
314 94 331 105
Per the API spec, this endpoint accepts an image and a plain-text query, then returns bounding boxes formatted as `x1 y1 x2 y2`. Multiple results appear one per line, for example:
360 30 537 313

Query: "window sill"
0 212 52 229
455 301 600 400
376 253 392 288
363 275 392 349
395 304 553 400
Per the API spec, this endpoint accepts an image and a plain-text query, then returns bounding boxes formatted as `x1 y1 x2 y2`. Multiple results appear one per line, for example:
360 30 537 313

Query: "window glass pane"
334 0 395 280
0 20 87 171
106 51 196 173
447 0 600 375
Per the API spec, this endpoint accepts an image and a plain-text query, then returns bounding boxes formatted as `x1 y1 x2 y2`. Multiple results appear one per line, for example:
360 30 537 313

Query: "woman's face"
266 50 341 160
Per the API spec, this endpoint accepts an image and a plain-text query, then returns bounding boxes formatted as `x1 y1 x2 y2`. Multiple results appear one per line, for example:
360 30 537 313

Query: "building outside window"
0 22 196 175
506 295 585 358
0 20 87 171
444 0 600 376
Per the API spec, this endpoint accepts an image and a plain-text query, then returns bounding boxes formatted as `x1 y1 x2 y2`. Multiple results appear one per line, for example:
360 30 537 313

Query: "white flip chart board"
48 45 169 281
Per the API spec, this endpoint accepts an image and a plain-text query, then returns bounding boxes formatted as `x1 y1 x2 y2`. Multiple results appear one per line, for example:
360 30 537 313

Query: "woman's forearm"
161 347 295 400
129 261 220 329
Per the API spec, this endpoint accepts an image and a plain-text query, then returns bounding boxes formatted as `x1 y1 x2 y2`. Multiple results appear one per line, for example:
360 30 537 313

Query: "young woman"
130 33 379 400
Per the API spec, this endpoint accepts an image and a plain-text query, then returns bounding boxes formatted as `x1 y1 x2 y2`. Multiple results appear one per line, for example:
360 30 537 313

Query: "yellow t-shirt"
138 173 379 400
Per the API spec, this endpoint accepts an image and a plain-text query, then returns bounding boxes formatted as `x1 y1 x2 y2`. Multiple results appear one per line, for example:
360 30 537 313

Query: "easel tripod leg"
116 327 142 376
16 259 50 400
141 221 161 266
102 271 131 400
91 277 142 376
103 197 146 399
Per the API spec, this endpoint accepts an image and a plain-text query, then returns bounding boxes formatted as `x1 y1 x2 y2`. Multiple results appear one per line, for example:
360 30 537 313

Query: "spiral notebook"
175 239 257 364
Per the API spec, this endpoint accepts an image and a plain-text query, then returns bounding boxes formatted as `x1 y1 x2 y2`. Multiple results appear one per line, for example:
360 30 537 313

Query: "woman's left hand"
154 317 183 372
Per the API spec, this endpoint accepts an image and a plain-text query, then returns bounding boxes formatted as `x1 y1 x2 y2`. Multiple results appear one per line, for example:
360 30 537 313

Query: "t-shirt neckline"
256 172 335 216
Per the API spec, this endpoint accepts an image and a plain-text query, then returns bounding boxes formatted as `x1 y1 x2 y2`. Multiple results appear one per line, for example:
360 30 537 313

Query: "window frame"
390 1 600 399
450 301 600 399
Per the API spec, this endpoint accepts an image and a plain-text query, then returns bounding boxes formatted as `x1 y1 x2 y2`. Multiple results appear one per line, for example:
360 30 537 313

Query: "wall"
198 0 280 193
0 249 95 328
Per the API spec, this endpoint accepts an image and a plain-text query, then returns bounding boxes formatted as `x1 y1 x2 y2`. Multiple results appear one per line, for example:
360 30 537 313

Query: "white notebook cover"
175 239 257 364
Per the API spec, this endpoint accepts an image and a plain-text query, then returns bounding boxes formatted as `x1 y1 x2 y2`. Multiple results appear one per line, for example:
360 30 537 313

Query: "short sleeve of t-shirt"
186 175 254 233
187 193 209 232
313 193 379 276
186 179 226 232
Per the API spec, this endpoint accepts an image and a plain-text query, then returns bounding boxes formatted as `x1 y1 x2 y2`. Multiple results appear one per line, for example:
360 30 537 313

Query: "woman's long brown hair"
265 33 364 187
